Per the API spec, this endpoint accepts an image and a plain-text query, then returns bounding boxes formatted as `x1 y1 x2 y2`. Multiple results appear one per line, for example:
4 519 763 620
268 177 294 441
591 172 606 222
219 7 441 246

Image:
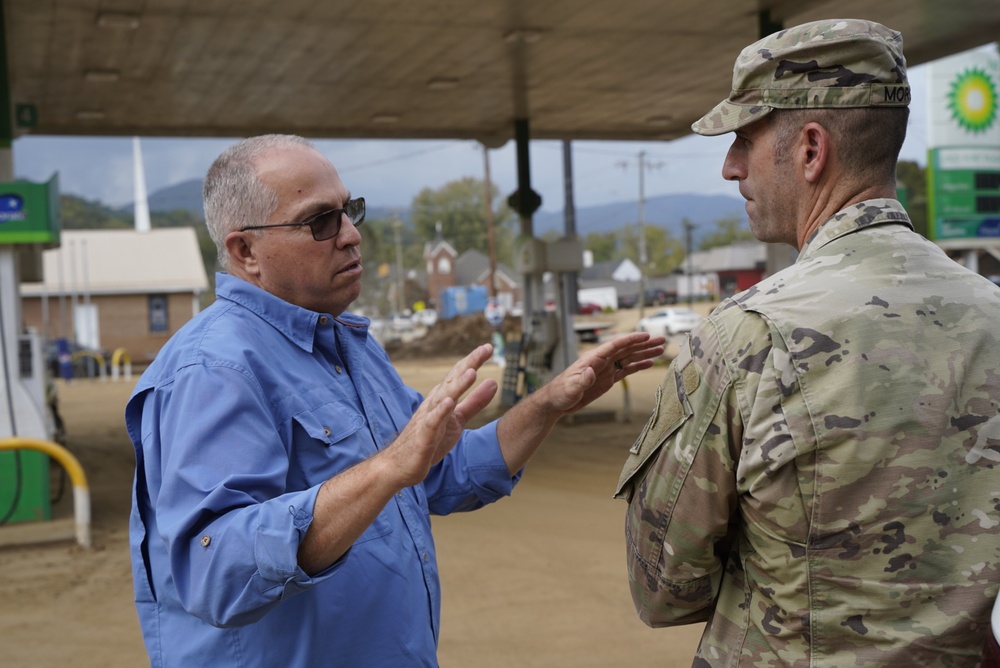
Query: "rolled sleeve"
424 420 522 514
140 364 344 627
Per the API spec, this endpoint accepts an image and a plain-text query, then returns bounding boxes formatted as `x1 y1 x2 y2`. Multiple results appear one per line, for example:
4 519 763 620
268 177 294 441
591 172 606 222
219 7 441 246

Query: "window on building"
149 295 169 332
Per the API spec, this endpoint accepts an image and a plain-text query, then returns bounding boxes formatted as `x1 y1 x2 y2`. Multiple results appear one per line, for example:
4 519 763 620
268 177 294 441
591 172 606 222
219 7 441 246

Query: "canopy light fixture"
427 77 460 91
84 69 121 83
75 109 106 120
503 29 544 44
96 12 140 30
371 113 400 124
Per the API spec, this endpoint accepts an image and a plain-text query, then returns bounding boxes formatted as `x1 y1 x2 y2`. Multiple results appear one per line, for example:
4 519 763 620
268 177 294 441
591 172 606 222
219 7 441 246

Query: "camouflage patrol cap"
692 18 910 136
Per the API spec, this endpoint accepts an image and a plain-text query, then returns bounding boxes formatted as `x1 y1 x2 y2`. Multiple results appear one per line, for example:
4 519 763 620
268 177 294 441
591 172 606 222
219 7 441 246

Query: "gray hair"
203 134 314 270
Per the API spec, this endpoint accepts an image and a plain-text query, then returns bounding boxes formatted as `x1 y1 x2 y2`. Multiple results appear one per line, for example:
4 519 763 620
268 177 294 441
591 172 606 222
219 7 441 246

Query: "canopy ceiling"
6 0 1000 144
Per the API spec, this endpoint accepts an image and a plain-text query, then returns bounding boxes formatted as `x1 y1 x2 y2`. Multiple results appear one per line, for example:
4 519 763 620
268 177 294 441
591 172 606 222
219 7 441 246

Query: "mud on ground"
0 306 719 667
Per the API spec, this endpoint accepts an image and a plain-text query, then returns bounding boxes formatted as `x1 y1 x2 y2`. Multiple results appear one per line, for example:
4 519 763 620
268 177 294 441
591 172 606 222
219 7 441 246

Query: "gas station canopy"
6 0 1000 144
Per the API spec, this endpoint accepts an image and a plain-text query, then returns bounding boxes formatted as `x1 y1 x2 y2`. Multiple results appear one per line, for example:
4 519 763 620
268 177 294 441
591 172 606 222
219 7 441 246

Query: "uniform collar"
799 198 913 260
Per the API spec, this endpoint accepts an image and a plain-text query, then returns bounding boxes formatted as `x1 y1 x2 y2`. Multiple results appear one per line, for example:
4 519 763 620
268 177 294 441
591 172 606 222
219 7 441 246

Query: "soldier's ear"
800 122 830 183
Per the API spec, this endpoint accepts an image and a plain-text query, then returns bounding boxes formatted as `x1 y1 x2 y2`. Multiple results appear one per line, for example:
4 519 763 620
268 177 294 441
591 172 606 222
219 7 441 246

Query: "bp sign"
927 49 1000 241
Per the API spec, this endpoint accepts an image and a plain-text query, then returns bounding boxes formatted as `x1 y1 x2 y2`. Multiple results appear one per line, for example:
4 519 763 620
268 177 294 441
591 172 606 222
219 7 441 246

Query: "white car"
412 309 438 327
635 307 701 337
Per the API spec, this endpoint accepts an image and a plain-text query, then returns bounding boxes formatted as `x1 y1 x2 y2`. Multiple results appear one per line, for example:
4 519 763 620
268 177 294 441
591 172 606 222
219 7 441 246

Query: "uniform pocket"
615 352 700 502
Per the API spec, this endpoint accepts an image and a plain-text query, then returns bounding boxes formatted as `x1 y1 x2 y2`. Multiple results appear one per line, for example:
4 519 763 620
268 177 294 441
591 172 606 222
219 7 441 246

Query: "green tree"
620 224 685 276
410 178 515 265
356 214 411 315
59 194 131 229
896 160 928 238
699 215 756 250
584 231 619 263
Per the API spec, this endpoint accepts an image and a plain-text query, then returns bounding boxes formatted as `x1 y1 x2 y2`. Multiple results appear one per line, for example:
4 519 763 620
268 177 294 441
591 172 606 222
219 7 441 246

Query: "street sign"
484 299 506 328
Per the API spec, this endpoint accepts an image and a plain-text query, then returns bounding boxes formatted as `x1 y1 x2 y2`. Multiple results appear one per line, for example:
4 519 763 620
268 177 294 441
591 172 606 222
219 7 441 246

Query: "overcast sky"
12 65 932 215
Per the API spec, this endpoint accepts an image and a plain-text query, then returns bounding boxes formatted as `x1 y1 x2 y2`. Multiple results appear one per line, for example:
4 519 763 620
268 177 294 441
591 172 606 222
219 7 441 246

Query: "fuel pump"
0 177 61 525
515 235 585 391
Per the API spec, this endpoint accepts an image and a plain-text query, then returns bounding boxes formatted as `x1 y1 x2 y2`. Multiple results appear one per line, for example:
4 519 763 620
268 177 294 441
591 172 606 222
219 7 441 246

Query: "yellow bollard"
111 348 132 382
0 438 91 548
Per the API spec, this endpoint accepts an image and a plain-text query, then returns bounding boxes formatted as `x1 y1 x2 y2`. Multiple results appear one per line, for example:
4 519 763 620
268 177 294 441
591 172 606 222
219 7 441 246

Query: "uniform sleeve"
617 318 744 627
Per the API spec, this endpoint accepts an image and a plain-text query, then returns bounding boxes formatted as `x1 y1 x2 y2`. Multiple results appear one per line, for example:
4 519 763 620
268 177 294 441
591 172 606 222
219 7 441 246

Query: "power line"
337 141 465 173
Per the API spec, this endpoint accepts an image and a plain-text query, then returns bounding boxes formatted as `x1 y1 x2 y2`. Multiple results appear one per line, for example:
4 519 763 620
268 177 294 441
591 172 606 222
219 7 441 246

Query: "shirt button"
422 552 430 563
335 365 343 374
323 427 331 436
200 535 211 548
319 316 329 325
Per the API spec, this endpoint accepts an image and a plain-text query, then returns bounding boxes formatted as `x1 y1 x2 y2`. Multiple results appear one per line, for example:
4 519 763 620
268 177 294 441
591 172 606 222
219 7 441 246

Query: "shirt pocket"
615 355 700 503
291 409 393 545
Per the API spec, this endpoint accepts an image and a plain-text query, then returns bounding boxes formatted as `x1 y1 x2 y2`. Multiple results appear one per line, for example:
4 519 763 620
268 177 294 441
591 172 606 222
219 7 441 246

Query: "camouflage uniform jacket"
618 199 1000 667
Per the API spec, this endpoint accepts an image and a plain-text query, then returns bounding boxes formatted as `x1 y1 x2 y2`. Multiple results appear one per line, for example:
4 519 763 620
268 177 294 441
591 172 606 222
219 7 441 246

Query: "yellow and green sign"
927 49 1000 241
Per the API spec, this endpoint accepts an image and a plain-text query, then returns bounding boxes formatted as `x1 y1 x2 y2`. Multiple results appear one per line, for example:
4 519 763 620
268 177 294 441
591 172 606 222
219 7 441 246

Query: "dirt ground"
0 305 716 667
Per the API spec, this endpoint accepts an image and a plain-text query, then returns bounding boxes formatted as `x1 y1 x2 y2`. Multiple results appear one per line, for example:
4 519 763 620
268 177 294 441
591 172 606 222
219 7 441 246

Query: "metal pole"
560 140 579 371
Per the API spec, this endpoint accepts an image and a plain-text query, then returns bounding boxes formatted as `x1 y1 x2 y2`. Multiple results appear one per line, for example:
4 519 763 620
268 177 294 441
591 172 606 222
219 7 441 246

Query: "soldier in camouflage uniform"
617 18 1000 667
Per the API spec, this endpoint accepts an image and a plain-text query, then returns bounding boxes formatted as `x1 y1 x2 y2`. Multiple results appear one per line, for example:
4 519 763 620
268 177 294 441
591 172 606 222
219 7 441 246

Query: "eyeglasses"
240 197 365 241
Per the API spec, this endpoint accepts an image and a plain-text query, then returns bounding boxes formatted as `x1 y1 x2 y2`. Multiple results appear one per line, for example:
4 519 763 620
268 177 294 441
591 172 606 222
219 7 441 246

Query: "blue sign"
0 194 26 223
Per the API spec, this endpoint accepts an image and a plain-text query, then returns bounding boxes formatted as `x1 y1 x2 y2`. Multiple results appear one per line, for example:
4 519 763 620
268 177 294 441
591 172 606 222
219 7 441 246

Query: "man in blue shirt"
127 134 664 667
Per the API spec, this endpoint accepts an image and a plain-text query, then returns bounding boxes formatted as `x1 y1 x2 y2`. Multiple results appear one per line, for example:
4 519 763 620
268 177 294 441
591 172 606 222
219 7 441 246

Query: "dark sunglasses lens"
346 199 365 226
309 210 342 240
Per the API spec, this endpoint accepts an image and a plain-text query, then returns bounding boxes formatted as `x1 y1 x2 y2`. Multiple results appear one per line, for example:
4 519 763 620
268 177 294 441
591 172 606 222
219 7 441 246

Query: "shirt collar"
799 198 913 260
214 273 368 352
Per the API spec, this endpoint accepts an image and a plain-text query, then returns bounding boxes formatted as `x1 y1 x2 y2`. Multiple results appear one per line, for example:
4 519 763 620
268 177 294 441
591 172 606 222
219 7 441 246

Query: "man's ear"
224 231 260 277
800 122 830 184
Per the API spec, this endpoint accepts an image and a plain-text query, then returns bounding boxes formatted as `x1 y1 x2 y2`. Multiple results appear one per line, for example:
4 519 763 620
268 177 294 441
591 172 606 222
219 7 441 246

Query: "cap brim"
691 99 773 136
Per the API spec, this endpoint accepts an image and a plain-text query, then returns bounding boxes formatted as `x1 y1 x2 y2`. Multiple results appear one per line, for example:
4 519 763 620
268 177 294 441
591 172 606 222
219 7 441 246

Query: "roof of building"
687 241 767 273
455 249 519 288
579 258 641 281
20 228 210 297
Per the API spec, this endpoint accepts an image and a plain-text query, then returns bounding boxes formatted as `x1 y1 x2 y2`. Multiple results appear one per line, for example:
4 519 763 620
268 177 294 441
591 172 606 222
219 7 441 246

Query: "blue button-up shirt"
127 274 520 667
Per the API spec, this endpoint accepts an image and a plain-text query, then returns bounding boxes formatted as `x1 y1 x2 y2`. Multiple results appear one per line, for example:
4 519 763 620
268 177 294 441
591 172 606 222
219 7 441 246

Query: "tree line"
57 158 928 311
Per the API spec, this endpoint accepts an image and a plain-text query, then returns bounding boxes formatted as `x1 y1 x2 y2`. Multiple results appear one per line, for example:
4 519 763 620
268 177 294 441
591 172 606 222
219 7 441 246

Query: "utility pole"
618 151 662 317
683 219 696 306
393 217 405 314
482 145 498 298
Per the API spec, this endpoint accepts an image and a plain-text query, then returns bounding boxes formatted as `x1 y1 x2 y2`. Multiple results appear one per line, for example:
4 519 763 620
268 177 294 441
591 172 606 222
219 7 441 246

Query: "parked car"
635 307 701 337
412 308 438 327
577 302 603 315
643 288 677 306
617 293 638 309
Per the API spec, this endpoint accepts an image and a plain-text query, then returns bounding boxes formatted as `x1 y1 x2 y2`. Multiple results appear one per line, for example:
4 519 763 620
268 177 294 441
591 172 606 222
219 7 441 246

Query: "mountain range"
132 178 748 244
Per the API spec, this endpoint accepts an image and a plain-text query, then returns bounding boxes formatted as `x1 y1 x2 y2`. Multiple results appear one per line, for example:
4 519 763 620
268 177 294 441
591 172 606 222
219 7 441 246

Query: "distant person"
126 133 664 667
617 18 1000 666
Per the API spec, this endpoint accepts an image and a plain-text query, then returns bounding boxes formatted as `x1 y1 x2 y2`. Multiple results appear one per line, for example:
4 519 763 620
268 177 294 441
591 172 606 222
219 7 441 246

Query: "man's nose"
336 217 363 247
722 142 744 182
